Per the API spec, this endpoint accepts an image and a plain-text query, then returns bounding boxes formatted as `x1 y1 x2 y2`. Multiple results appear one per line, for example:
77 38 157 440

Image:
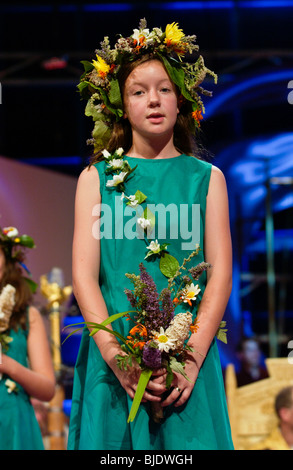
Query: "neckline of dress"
125 154 187 162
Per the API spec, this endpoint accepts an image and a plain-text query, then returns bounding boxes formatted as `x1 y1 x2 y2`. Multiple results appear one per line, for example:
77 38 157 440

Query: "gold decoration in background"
40 268 72 373
40 267 72 451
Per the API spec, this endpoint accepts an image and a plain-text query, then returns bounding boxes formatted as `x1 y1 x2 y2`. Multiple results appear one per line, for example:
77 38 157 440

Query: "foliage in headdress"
77 19 217 151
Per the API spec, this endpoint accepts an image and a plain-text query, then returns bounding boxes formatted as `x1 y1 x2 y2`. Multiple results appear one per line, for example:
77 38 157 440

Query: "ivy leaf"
159 253 179 278
169 356 192 382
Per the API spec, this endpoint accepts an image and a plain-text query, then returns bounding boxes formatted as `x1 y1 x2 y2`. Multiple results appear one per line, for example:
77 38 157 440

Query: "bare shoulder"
77 165 100 188
208 165 228 194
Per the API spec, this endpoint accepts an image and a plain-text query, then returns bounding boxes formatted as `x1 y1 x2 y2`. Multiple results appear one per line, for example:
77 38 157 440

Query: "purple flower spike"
142 343 162 369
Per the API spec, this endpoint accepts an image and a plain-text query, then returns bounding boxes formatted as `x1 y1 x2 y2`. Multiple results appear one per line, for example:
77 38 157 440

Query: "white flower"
106 171 128 187
102 149 111 159
132 27 150 43
165 312 193 350
146 240 161 254
5 379 17 394
0 284 16 332
127 195 139 207
116 147 124 157
152 327 177 353
3 227 19 238
137 217 151 229
182 283 201 305
108 159 124 170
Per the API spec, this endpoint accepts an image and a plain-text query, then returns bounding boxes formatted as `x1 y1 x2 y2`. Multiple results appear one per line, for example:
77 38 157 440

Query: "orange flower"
133 341 146 350
129 323 147 337
190 320 200 334
192 109 203 126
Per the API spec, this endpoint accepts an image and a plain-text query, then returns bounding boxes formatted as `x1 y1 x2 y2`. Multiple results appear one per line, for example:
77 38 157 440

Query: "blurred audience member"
251 386 293 450
236 337 268 387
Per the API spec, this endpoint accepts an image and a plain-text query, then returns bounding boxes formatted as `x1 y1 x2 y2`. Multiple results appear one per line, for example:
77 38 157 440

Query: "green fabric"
0 321 44 450
68 154 234 450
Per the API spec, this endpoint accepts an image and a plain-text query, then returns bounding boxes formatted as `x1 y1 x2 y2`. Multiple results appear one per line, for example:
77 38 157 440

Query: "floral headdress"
0 226 37 292
78 19 217 151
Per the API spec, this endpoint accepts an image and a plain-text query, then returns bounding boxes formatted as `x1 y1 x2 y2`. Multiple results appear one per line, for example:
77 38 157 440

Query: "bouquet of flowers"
70 246 227 423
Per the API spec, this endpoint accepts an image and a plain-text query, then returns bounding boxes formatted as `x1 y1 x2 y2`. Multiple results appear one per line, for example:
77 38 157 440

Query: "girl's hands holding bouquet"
161 354 200 408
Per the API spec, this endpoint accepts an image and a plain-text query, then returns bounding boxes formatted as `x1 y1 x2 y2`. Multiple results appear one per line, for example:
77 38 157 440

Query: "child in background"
0 226 55 450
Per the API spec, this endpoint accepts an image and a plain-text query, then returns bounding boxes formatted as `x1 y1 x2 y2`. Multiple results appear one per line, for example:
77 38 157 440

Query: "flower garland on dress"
66 148 228 423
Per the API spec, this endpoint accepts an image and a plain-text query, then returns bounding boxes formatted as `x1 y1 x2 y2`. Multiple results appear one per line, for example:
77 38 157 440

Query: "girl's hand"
105 348 165 403
161 355 200 408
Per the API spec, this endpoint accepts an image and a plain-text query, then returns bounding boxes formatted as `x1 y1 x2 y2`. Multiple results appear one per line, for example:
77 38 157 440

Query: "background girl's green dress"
68 154 234 450
0 320 44 450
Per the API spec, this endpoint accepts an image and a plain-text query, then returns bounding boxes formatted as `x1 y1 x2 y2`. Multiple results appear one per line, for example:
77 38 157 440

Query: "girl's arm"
162 165 232 407
72 166 165 401
0 306 55 401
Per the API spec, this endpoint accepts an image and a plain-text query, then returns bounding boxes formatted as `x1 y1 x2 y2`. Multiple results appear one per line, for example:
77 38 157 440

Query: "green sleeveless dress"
68 154 233 450
0 320 44 450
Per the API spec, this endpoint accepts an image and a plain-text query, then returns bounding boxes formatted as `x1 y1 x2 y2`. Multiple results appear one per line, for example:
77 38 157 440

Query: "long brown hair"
89 54 203 165
0 253 32 330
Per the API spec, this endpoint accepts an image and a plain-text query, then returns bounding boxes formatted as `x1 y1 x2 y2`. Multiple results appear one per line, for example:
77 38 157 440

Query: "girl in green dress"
0 226 55 450
68 20 234 450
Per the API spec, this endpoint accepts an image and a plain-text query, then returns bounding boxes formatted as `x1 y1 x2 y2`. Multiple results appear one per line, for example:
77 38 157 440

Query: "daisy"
182 283 201 306
152 327 176 353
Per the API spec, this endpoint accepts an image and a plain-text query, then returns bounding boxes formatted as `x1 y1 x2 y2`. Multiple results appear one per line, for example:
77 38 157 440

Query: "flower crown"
77 19 217 151
0 226 35 263
0 226 38 293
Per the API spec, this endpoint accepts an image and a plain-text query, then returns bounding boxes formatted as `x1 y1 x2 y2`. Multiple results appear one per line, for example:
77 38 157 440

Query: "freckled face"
123 60 179 141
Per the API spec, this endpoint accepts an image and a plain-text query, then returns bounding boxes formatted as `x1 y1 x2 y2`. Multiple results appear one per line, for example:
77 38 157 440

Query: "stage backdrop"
0 155 77 308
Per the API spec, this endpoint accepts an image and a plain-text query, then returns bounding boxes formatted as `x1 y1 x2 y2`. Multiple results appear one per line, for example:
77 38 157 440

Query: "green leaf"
19 235 35 248
159 253 179 278
23 277 38 293
134 190 147 205
159 55 194 103
80 60 94 74
108 78 123 109
165 364 174 389
216 321 228 344
127 368 153 423
169 356 192 382
92 120 111 147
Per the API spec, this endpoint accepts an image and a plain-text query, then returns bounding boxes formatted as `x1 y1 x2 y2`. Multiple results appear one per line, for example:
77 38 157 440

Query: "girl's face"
123 60 179 143
0 247 6 283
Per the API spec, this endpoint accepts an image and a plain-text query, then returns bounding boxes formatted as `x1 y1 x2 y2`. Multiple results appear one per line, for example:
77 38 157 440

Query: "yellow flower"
165 22 185 46
92 55 110 79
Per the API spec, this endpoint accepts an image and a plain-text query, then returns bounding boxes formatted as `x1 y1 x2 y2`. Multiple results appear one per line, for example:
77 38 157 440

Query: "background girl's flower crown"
77 19 217 151
0 226 35 263
0 226 38 293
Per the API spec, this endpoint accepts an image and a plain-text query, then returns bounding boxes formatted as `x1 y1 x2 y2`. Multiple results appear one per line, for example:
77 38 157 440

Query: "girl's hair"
89 54 204 165
0 252 31 330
